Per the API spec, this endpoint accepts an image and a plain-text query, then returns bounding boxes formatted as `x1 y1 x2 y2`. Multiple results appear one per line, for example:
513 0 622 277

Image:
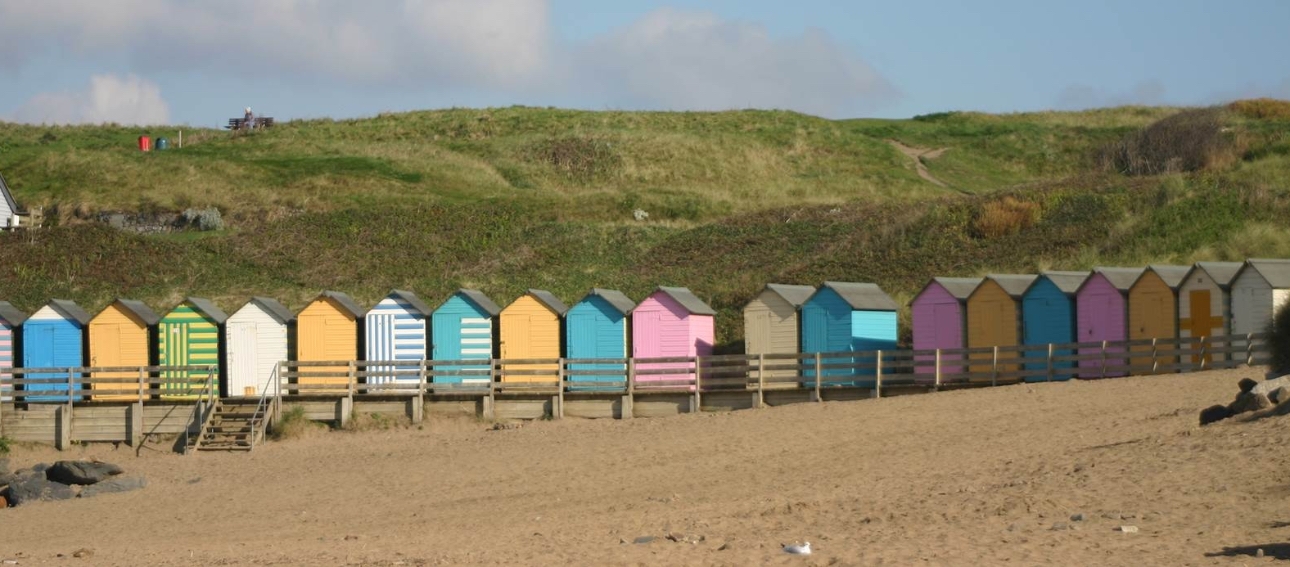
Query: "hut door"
1187 290 1214 365
231 323 258 396
634 312 661 358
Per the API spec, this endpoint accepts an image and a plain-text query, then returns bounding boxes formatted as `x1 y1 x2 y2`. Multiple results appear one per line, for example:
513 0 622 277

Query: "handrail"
248 364 281 450
185 367 219 453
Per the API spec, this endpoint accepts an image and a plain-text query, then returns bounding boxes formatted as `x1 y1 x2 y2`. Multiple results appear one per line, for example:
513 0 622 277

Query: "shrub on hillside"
1266 303 1290 375
530 136 622 180
1228 98 1290 120
1097 108 1240 176
973 196 1040 238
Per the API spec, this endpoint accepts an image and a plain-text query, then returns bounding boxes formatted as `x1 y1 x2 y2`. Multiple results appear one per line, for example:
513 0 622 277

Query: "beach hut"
1075 267 1142 378
745 284 814 380
364 290 432 387
0 302 27 402
226 297 294 398
499 290 567 384
801 282 899 385
22 300 90 402
566 289 635 390
632 287 716 388
1231 259 1290 337
1179 261 1242 365
1128 265 1189 373
431 289 501 385
158 298 227 400
296 291 364 393
1020 271 1087 380
966 275 1036 375
88 299 160 401
912 277 981 376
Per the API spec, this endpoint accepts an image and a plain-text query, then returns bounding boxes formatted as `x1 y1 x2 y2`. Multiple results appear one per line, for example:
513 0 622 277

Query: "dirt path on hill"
2 367 1287 566
890 140 953 189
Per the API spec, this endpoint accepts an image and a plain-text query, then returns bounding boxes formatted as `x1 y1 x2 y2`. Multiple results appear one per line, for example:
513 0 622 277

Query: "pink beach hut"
1075 267 1143 378
631 287 715 388
912 277 982 376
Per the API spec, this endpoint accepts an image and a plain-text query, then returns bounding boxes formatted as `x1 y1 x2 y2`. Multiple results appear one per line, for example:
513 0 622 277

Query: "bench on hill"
227 117 275 131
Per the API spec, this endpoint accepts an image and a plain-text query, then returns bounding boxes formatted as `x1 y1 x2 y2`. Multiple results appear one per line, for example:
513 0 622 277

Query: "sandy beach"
2 367 1288 566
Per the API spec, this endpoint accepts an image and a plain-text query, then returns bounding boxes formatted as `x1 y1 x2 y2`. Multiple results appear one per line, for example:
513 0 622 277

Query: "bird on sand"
782 541 812 555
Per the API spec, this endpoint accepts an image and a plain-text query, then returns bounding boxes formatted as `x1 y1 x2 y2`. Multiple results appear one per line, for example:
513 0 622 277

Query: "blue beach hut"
1020 271 1087 380
431 289 501 385
22 299 91 402
565 289 636 390
365 290 434 387
800 282 899 386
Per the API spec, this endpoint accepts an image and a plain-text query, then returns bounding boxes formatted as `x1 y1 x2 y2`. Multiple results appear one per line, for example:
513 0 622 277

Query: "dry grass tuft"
1097 108 1244 176
973 196 1040 238
1228 98 1290 120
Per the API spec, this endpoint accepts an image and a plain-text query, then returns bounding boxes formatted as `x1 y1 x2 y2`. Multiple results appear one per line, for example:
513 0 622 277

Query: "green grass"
1 103 1289 348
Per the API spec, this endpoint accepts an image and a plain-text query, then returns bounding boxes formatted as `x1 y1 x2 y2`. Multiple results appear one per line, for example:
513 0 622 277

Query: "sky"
0 0 1287 127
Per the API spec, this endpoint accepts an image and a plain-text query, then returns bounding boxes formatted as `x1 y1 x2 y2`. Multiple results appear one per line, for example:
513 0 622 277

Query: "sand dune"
3 367 1288 566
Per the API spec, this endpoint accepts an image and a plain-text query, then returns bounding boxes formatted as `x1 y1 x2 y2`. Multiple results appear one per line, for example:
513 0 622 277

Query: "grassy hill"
1 102 1288 347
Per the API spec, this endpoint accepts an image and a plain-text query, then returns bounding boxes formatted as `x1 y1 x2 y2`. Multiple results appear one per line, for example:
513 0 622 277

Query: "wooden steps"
188 400 271 453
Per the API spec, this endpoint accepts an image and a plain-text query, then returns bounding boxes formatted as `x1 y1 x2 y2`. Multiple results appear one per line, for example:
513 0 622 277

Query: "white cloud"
11 74 171 125
570 9 899 117
0 2 898 118
0 0 551 88
1055 80 1168 110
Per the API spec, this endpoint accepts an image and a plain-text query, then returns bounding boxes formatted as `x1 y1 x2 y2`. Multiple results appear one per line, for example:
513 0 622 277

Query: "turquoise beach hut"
1020 271 1087 381
565 289 636 390
431 289 501 385
800 282 899 386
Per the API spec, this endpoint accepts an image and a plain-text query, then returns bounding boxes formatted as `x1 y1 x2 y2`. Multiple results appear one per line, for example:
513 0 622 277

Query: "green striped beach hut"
159 297 228 400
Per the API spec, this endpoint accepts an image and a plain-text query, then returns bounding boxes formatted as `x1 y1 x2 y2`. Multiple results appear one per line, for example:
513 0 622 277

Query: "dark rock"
31 463 50 473
717 542 732 551
1230 392 1273 415
1070 513 1086 522
633 536 656 544
7 475 76 506
78 477 146 498
45 461 123 486
1239 378 1259 393
1200 404 1234 425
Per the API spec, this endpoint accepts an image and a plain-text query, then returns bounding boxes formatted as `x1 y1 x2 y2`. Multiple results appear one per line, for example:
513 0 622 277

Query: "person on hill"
243 107 254 130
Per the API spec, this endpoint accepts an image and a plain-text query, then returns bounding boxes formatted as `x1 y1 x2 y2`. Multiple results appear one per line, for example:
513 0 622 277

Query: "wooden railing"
267 332 1270 401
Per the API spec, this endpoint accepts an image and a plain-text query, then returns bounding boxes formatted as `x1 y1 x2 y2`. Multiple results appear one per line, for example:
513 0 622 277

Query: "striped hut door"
368 312 396 385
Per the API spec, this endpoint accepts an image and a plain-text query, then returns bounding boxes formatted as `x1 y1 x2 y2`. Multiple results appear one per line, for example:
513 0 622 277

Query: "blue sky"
0 0 1287 127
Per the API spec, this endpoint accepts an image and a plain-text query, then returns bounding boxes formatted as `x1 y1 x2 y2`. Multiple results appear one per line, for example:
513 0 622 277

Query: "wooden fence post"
991 346 999 387
814 352 823 402
1046 343 1055 382
692 357 702 414
138 367 146 404
875 350 883 399
934 349 942 391
67 368 75 409
1199 336 1208 371
555 358 565 419
1151 338 1159 374
416 359 427 424
756 353 765 408
1100 340 1108 379
623 357 635 420
1246 333 1255 366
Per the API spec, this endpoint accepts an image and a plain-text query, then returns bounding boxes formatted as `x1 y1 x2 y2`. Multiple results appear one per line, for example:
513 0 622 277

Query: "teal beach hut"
800 282 899 386
565 289 636 390
431 289 501 385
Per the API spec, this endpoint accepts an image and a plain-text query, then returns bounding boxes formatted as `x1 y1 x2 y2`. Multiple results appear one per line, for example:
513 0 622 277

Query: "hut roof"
582 288 636 315
821 281 899 311
46 299 92 325
0 301 27 326
316 291 364 319
1093 267 1145 292
654 286 716 316
758 284 816 309
931 277 983 301
0 172 19 217
984 274 1038 299
183 297 229 324
246 297 295 324
526 289 569 316
387 289 434 317
1190 261 1243 289
1036 271 1089 296
456 289 502 317
112 299 161 326
1142 265 1191 290
1243 259 1290 288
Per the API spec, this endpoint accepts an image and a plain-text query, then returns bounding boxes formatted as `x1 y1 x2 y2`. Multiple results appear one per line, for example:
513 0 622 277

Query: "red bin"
138 136 151 152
